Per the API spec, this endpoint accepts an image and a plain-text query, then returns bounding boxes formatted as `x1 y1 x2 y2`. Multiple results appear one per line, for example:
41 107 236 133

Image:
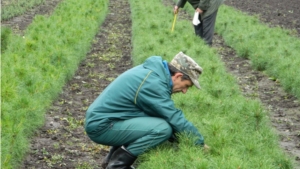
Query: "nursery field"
1 0 300 168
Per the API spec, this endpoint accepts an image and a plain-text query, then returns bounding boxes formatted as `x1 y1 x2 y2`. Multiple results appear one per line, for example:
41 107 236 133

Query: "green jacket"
85 56 204 145
177 0 223 18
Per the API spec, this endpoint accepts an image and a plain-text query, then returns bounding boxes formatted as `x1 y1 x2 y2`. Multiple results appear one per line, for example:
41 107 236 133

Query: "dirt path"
2 0 299 168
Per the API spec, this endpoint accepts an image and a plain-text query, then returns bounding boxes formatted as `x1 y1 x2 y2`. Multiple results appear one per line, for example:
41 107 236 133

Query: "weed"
87 62 95 68
98 73 105 79
51 153 64 163
108 63 115 69
64 117 83 130
88 73 96 78
106 77 115 82
47 129 58 134
42 147 49 156
53 142 60 149
76 162 94 169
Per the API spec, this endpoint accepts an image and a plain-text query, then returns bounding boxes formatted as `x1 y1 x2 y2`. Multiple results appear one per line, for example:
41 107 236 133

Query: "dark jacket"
177 0 223 18
85 56 204 145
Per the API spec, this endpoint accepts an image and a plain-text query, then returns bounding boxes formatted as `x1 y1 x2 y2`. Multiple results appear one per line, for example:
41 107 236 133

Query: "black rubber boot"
106 146 137 169
101 146 120 169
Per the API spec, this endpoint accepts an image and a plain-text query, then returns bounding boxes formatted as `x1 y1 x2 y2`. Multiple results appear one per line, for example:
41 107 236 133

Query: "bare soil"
224 0 300 36
2 0 300 168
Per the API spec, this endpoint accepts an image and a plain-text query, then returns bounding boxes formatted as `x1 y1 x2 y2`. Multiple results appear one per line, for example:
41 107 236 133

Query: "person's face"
171 72 193 94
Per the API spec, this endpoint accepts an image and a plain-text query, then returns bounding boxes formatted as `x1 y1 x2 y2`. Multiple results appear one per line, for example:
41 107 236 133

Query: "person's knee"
155 121 172 139
163 124 172 138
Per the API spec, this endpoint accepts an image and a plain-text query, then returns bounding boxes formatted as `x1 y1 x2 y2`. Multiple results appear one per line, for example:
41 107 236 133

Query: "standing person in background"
85 52 209 169
174 0 224 46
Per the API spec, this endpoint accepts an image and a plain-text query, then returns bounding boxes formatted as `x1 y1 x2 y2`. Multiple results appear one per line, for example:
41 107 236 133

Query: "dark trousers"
194 10 218 46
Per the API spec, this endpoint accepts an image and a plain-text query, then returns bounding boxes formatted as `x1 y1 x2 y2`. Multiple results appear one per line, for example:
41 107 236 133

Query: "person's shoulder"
147 56 163 61
143 56 163 65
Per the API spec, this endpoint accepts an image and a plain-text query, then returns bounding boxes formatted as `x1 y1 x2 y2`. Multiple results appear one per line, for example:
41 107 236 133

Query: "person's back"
85 56 171 129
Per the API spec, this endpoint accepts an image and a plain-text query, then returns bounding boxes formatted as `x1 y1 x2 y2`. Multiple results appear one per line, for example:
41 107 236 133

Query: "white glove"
192 12 200 25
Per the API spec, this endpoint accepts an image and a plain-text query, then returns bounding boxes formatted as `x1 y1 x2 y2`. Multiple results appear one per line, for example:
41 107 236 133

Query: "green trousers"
89 117 172 156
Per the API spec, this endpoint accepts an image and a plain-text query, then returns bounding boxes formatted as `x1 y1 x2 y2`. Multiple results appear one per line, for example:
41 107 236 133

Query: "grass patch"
1 0 45 20
130 0 294 168
215 5 300 99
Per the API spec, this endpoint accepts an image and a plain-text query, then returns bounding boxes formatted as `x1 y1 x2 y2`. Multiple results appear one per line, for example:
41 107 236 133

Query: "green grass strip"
129 0 294 168
216 5 300 99
1 0 109 168
1 0 45 20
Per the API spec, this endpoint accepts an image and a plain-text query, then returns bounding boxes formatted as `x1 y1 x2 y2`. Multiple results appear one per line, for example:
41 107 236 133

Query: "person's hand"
174 6 179 14
196 8 203 14
203 144 210 153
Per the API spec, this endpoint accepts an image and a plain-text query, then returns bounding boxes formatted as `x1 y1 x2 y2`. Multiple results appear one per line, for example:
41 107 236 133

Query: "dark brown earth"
224 0 300 36
1 0 300 168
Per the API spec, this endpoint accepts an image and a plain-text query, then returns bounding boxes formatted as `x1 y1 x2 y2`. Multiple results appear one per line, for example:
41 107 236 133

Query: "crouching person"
85 52 207 169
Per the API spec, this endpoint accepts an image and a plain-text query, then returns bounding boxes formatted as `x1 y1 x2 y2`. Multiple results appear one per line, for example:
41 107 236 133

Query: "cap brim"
191 79 201 89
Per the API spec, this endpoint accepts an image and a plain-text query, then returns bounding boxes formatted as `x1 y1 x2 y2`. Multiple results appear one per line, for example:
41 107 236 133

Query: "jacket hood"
143 56 171 88
143 56 165 73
